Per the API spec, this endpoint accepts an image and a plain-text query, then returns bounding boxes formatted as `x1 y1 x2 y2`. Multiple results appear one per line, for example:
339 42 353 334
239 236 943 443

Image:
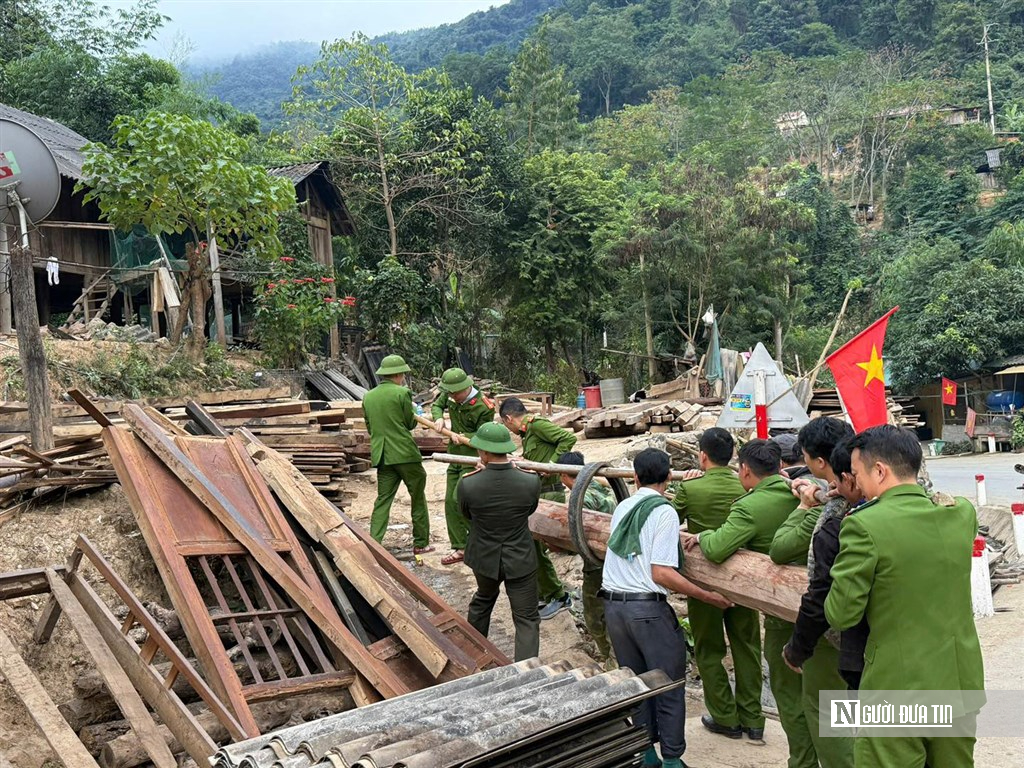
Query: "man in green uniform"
362 354 432 552
551 450 615 663
684 439 812 767
673 428 763 742
769 417 854 768
459 422 542 661
499 397 576 619
431 368 495 565
826 425 984 767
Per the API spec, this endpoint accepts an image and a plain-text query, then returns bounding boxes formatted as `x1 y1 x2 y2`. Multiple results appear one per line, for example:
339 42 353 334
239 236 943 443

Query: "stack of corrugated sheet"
212 659 676 768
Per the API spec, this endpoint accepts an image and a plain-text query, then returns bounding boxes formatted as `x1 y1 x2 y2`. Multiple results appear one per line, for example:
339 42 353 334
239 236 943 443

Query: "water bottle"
576 391 586 409
414 402 425 416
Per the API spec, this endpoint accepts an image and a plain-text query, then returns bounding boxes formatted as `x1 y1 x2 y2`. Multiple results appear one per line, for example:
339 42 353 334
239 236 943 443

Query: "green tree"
510 150 624 372
570 8 639 116
80 111 295 360
500 23 580 156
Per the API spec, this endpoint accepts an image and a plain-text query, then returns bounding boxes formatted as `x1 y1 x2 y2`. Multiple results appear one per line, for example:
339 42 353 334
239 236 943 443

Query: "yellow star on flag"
944 383 955 396
856 345 885 387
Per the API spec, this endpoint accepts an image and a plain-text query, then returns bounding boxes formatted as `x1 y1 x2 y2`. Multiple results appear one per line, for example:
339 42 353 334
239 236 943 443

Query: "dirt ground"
2 429 1023 767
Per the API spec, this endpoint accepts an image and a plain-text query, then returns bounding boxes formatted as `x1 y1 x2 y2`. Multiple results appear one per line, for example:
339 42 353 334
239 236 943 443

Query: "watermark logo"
819 690 994 738
829 699 954 729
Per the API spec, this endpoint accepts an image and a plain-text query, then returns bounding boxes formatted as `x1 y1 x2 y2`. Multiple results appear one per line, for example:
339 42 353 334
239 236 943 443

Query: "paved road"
925 452 1023 505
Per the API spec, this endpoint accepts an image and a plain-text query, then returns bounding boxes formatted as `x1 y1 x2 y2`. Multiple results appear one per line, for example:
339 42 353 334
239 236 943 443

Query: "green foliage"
1013 414 1024 450
80 111 295 248
254 257 351 368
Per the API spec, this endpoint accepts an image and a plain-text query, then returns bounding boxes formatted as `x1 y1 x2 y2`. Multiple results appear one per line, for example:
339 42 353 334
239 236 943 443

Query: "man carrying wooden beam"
770 417 855 768
673 428 763 742
459 422 541 661
684 439 812 768
431 368 495 565
602 447 732 768
362 354 432 553
500 397 576 619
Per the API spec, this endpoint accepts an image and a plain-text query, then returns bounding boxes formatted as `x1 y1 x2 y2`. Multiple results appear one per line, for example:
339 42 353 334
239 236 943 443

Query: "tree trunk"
10 243 53 450
545 338 555 374
639 250 657 383
183 243 211 363
774 318 784 366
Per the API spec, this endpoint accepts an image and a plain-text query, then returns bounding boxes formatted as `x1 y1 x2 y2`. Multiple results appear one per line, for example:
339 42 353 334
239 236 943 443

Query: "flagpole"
941 376 946 441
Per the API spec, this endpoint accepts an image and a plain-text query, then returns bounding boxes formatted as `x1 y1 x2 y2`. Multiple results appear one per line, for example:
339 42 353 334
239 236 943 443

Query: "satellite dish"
0 119 61 228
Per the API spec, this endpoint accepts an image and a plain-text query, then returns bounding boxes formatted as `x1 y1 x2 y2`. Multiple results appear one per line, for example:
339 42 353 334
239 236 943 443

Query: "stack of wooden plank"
0 407 510 768
808 388 923 430
305 367 369 401
582 400 712 438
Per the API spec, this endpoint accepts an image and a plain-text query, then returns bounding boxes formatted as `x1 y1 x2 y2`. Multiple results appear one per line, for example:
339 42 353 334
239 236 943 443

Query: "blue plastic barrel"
985 390 1024 413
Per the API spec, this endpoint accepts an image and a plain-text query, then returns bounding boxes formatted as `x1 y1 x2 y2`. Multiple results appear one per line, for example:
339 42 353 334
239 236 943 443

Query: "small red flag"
941 377 958 406
826 308 898 433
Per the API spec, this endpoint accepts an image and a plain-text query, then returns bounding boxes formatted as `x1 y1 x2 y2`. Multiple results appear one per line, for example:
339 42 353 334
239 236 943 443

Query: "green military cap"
470 422 517 454
439 367 473 393
376 354 411 376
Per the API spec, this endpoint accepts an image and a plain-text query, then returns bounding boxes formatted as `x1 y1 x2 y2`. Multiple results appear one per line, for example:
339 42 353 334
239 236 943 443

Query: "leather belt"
598 589 666 602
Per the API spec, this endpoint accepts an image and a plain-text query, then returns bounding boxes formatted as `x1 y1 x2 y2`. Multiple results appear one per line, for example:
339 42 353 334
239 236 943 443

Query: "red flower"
342 296 357 307
305 277 316 283
324 296 335 303
266 282 275 289
320 277 336 284
287 303 297 309
280 256 295 263
293 279 304 285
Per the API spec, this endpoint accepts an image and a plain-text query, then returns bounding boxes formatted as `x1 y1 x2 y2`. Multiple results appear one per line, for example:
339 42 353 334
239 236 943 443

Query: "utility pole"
983 23 997 135
0 222 11 334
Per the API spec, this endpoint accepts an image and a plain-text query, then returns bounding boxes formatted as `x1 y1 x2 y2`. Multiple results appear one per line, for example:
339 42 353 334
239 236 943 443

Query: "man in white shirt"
602 448 733 768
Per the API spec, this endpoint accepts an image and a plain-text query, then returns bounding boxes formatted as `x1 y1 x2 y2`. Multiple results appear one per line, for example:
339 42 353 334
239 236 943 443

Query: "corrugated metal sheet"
0 102 88 180
213 660 677 768
267 162 325 184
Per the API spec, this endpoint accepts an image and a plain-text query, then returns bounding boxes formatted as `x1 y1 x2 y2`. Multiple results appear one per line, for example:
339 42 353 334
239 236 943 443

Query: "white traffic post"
1012 504 1024 557
971 535 994 618
975 474 987 507
987 435 997 453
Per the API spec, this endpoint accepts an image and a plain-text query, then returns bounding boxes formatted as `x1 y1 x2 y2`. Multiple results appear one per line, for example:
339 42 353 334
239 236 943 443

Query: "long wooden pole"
433 452 679 480
415 416 471 446
9 198 53 450
530 500 806 621
207 224 227 347
0 221 11 333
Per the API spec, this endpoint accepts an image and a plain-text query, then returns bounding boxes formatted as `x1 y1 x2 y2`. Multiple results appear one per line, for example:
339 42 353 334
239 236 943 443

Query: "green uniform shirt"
673 466 745 534
458 462 541 580
825 484 984 702
698 475 800 563
361 380 422 467
547 482 615 514
519 415 577 465
431 389 496 458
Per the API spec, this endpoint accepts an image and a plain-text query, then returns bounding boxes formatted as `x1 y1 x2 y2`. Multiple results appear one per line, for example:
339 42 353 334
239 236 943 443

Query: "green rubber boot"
662 759 687 768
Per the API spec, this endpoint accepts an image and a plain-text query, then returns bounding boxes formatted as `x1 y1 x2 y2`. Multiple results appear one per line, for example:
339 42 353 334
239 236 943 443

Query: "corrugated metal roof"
0 102 88 180
212 659 676 768
267 162 326 184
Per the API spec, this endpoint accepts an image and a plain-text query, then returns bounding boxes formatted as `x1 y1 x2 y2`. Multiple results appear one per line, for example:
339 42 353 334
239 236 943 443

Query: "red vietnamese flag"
826 308 899 433
941 377 958 406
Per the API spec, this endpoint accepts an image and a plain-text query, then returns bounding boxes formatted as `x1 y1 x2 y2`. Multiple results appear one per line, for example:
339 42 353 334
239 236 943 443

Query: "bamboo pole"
415 416 471 446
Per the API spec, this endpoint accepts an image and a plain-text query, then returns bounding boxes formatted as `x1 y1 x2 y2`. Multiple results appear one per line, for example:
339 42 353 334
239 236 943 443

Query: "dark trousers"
468 567 539 662
605 599 687 760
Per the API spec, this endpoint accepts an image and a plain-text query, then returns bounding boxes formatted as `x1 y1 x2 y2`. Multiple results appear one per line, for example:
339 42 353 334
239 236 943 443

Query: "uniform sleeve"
788 515 841 665
458 476 472 520
671 482 689 523
363 396 373 434
430 392 449 421
534 419 577 456
698 501 757 563
769 506 821 564
648 507 681 568
401 388 416 431
824 514 878 631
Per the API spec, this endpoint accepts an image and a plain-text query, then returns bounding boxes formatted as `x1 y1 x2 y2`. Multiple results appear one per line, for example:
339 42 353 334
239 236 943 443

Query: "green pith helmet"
376 354 411 376
439 367 473 393
470 422 517 454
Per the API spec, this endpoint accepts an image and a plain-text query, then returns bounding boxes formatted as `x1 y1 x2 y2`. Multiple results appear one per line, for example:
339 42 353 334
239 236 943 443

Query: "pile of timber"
0 405 509 768
808 388 923 430
305 367 369 401
582 400 719 439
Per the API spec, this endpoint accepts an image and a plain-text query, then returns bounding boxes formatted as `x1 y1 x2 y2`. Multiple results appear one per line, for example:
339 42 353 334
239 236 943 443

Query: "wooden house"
0 102 115 325
267 162 354 266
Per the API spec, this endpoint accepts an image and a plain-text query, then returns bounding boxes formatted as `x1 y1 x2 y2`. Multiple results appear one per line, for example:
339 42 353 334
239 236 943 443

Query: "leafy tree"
288 35 496 262
570 8 639 116
500 23 580 156
80 111 295 360
510 150 624 372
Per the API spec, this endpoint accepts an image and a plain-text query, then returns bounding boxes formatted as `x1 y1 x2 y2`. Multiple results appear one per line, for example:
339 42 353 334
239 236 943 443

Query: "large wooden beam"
530 500 807 622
